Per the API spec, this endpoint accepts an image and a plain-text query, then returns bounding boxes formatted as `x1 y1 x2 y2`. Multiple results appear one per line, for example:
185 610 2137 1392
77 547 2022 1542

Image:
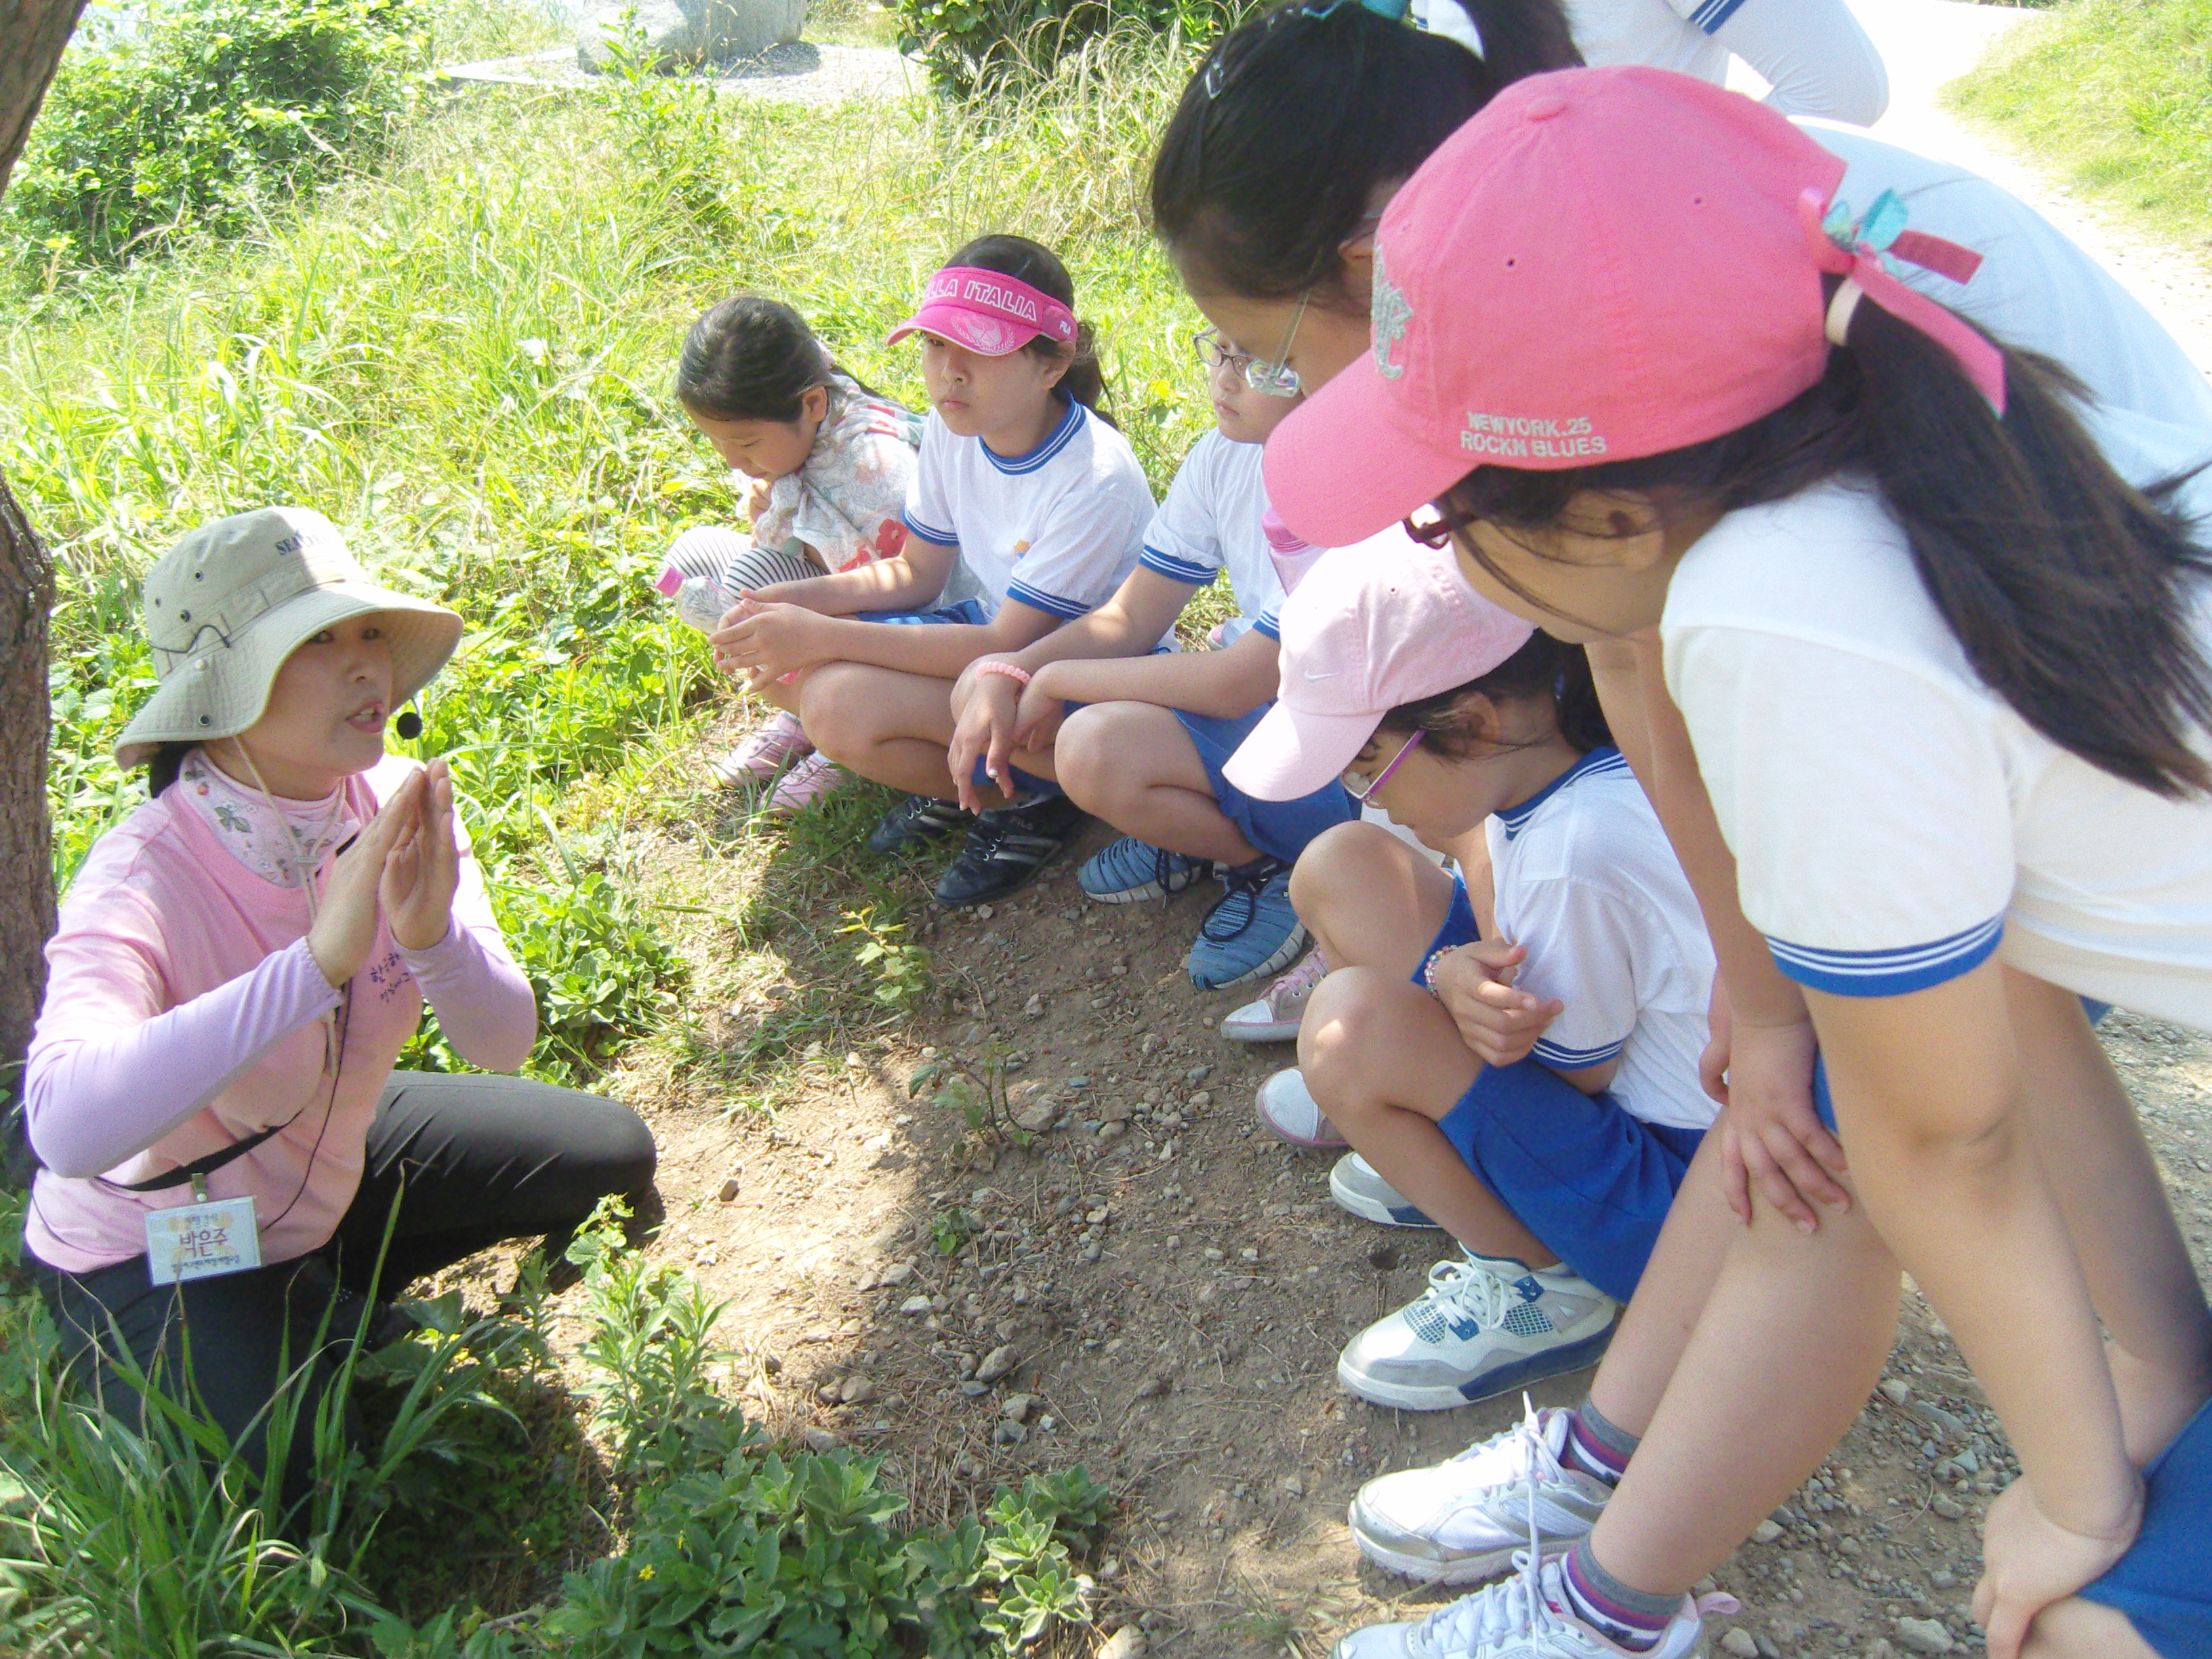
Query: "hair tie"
1801 187 2005 412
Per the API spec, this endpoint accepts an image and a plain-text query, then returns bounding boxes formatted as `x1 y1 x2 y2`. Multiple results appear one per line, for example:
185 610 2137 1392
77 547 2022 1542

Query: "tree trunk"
0 0 91 1088
0 480 56 1086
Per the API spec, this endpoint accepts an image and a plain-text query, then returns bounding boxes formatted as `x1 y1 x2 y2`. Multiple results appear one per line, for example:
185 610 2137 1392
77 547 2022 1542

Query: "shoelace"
1200 859 1284 943
1149 842 1189 899
1446 1399 1567 1479
1420 1253 1521 1330
1266 949 1328 1014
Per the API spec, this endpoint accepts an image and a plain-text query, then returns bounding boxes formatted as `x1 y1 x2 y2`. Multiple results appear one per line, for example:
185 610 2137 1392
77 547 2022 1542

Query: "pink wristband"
976 661 1033 689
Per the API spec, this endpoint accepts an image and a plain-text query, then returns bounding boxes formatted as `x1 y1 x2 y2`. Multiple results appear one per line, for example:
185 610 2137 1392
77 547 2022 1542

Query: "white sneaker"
1350 1401 1613 1584
1330 1152 1439 1229
1330 1553 1726 1659
1254 1067 1348 1149
1219 947 1326 1042
1338 1251 1617 1412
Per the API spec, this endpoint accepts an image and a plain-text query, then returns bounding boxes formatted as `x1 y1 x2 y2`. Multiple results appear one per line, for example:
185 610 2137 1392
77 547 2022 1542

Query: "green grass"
1947 0 2212 253
2 20 1221 1649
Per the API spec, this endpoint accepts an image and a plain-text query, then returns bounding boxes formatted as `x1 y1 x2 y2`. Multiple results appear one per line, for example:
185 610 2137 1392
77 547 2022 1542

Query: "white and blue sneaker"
1187 857 1306 991
1338 1250 1617 1412
1330 1552 1721 1659
1350 1402 1610 1584
1079 836 1212 903
1330 1153 1439 1229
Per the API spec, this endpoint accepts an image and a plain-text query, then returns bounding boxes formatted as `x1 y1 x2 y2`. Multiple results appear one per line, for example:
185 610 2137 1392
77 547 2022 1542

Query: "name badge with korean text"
145 1195 261 1285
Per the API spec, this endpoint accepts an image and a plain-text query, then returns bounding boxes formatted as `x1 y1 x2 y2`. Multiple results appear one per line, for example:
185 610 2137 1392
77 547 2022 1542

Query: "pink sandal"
765 751 849 817
711 712 813 788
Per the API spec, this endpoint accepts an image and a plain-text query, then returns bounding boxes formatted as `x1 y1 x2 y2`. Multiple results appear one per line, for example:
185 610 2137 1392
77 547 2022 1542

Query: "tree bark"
1 0 89 1089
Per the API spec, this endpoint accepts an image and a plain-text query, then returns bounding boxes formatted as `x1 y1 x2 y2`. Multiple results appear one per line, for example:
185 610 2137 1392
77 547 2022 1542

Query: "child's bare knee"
1289 821 1402 920
1299 966 1401 1099
800 665 876 760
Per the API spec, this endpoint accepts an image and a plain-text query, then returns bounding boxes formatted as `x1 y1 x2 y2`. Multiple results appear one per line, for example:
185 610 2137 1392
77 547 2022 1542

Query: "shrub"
5 0 428 270
897 0 1251 96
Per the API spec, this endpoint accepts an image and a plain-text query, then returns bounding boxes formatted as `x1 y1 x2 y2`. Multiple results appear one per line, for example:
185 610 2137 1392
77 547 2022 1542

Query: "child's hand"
1975 1477 2141 1659
949 670 1021 814
746 476 773 520
711 602 830 682
1010 679 1067 756
1429 939 1563 1068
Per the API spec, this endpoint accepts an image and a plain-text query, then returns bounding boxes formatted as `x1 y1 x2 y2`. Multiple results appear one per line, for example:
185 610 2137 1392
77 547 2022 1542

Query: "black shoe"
867 793 974 855
933 794 1088 907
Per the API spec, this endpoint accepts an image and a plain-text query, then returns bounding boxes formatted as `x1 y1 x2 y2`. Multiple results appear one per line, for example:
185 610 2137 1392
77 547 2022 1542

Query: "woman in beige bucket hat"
18 506 657 1503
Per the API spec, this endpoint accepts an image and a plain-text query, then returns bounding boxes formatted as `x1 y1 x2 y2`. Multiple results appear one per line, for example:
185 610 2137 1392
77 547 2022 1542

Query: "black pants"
33 1072 656 1502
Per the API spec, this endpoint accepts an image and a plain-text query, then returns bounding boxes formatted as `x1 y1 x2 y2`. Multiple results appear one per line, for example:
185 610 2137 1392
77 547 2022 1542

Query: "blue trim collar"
1496 746 1629 841
982 397 1084 476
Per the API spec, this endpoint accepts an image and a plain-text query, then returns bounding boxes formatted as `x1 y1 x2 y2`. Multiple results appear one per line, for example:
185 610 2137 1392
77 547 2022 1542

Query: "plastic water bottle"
655 565 726 634
1262 508 1327 596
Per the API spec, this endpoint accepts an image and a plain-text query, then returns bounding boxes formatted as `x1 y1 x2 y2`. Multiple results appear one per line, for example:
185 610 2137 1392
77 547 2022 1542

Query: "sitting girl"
944 327 1356 985
22 508 656 1505
1226 546 1718 1411
711 236 1155 905
658 295 923 806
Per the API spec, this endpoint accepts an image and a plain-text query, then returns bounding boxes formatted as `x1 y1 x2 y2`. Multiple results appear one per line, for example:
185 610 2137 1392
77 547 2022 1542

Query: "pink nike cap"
1263 66 2001 549
887 266 1080 357
1223 530 1536 802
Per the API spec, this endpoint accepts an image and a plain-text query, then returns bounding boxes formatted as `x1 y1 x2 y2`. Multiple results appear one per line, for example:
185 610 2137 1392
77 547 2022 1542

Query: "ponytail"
1450 289 2212 798
1380 632 1612 759
146 741 194 798
1149 0 1579 304
945 232 1115 427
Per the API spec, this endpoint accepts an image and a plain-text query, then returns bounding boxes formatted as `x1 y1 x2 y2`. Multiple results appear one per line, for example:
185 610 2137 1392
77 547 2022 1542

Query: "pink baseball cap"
887 266 1080 357
1264 67 2002 549
1223 529 1536 802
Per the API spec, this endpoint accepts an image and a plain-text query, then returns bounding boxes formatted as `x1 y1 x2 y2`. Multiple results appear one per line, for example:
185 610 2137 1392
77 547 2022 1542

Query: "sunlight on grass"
1947 0 2212 255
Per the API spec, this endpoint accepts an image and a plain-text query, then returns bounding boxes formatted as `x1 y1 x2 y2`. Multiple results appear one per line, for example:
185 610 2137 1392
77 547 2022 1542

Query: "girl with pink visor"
1265 67 2212 1659
710 234 1155 906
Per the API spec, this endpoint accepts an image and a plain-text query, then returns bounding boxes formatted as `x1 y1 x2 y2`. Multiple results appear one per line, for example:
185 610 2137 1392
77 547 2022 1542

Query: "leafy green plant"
898 0 1251 96
837 906 932 1013
7 0 430 270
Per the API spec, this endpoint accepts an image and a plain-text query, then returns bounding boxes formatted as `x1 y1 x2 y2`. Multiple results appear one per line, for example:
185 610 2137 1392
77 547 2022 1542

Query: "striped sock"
1557 1541 1677 1652
1561 1397 1637 1486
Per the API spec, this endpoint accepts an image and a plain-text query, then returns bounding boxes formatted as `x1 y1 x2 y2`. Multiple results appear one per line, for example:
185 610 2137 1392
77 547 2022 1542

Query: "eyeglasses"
1246 289 1310 398
1403 497 1480 550
1192 328 1254 380
1344 728 1425 802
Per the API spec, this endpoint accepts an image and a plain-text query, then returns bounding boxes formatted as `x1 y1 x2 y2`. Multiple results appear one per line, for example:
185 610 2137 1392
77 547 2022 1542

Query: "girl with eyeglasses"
1225 543 1719 1412
945 324 1357 987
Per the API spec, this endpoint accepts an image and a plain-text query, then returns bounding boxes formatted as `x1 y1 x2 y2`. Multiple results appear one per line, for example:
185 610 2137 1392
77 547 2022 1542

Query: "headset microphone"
395 709 423 741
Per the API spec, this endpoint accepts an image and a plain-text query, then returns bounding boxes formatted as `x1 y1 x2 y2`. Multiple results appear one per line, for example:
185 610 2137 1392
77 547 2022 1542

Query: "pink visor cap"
1264 67 2002 549
887 266 1080 357
1223 530 1536 802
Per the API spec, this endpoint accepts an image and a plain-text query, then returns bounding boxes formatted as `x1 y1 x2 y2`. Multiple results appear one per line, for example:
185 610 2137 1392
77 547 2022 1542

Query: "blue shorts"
2083 1394 2212 1656
1172 702 1356 865
1415 877 1704 1302
854 599 991 627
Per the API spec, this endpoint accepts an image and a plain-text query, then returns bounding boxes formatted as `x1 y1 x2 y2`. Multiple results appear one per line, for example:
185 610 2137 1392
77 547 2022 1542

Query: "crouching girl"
1227 546 1718 1410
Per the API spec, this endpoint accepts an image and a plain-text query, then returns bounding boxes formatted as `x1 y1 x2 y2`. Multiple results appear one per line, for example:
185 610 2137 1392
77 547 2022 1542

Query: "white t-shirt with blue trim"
1137 430 1283 645
1483 747 1720 1131
1666 474 2212 1029
902 400 1155 623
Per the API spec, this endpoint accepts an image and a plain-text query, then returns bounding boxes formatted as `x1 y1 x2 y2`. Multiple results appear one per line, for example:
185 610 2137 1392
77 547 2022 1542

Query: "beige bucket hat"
114 506 465 770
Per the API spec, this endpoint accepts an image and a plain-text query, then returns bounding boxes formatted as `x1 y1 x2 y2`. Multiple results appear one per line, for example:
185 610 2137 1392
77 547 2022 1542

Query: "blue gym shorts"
848 600 1061 800
1415 875 1705 1304
2083 1394 2212 1656
1172 702 1357 865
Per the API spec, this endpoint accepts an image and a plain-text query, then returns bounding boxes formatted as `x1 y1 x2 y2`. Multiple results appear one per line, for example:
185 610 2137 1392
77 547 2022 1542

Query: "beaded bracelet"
976 661 1033 688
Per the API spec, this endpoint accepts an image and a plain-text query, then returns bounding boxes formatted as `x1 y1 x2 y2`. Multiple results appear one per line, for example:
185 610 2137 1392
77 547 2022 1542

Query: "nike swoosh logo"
1303 670 1338 680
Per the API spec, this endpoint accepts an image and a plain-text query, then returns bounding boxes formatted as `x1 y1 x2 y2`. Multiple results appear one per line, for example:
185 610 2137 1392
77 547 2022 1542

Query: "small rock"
1931 1495 1967 1520
960 1380 991 1398
1100 1556 1122 1581
1189 1090 1212 1107
1186 1066 1212 1086
901 1294 933 1315
975 1344 1019 1383
1023 994 1044 1019
1754 1638 1782 1659
953 1453 984 1479
1720 1632 1759 1659
1750 1519 1784 1544
1001 1393 1035 1422
1929 1570 1956 1590
1894 1616 1954 1654
1879 1378 1912 1406
880 1262 916 1287
1098 1122 1126 1141
1098 1630 1148 1659
1909 1401 1963 1438
717 1175 741 1202
803 1427 841 1453
1281 1474 1305 1497
1239 1246 1259 1263
976 905 994 920
1015 1100 1059 1132
1133 1373 1172 1401
839 1376 878 1406
992 1418 1028 1447
1866 1643 1898 1659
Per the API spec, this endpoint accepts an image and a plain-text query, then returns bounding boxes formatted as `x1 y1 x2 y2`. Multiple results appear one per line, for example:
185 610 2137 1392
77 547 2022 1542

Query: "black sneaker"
933 794 1088 907
867 793 974 855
